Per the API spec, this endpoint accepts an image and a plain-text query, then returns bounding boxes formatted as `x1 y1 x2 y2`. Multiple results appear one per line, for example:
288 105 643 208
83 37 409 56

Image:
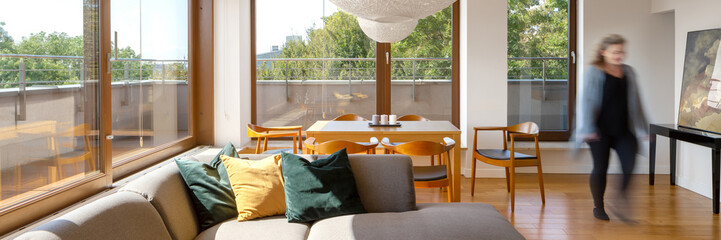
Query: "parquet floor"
417 174 720 240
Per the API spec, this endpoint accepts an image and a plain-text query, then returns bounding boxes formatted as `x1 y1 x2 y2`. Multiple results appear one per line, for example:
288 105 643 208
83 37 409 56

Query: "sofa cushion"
195 216 310 240
306 203 525 240
220 154 286 221
281 149 366 222
120 163 199 240
176 142 240 230
347 154 417 212
16 192 173 240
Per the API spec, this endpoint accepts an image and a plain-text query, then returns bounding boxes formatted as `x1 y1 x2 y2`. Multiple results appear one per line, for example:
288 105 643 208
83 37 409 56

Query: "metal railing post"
162 61 166 84
542 59 547 101
285 61 290 101
347 61 352 96
17 59 27 121
412 60 416 101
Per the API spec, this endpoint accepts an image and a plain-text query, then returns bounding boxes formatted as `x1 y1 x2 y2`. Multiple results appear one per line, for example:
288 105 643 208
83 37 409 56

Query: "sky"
256 0 339 54
0 0 188 60
0 0 335 57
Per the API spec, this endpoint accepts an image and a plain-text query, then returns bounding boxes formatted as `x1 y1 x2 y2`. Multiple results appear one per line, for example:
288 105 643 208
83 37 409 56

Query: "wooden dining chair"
471 121 545 212
304 137 379 154
397 114 430 121
380 137 455 202
16 123 96 191
332 113 367 121
247 124 303 154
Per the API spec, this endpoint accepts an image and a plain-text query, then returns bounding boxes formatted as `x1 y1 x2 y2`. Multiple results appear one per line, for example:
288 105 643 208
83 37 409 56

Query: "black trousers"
588 132 637 208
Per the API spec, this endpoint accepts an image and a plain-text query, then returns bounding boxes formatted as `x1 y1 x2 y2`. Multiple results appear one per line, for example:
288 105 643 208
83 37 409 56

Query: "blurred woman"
576 34 648 221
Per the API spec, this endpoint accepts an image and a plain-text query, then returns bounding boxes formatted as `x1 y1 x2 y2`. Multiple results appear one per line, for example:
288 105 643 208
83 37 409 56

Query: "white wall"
651 0 721 201
460 0 509 177
214 0 252 147
575 0 675 175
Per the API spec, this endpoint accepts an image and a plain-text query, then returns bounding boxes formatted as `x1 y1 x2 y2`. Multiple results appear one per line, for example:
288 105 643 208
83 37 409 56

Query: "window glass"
390 5 453 121
0 0 101 208
256 0 376 128
110 0 189 162
507 0 570 131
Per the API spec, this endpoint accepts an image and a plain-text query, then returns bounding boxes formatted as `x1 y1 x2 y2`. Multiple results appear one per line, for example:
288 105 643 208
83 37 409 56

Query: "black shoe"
593 208 610 220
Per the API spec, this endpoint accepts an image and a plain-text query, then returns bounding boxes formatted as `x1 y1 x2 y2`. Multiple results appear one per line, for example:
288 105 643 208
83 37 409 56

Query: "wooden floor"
417 174 720 240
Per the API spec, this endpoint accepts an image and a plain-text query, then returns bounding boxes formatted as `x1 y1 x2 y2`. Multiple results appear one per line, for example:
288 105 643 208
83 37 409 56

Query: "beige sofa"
16 149 525 240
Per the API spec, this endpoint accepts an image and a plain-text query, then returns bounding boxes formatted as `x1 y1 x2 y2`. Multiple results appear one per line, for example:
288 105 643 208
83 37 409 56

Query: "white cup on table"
372 115 380 124
389 115 397 124
380 114 389 124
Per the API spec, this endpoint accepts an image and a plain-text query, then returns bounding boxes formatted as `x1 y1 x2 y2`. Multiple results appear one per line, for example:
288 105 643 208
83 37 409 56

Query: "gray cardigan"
575 65 649 143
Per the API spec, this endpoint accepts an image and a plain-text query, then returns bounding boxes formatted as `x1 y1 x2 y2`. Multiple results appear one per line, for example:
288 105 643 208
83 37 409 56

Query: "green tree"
508 0 569 79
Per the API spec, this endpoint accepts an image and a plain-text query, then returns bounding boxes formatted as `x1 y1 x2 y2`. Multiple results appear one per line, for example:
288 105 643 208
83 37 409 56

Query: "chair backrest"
397 115 430 121
507 122 539 135
381 137 455 157
246 123 264 136
332 113 367 121
305 137 378 154
57 123 90 137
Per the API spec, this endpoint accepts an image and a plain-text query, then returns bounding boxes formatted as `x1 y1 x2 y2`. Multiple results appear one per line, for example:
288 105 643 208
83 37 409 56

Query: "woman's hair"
592 34 626 67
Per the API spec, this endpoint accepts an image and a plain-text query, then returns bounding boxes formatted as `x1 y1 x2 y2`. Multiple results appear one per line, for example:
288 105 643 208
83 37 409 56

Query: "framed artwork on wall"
678 28 721 134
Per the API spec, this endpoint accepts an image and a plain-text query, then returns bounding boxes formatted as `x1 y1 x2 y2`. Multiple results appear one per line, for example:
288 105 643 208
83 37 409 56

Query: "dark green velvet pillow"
281 149 367 223
176 142 239 230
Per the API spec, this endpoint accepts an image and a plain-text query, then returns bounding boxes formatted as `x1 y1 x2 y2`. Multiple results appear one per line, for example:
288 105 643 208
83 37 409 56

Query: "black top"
597 72 629 136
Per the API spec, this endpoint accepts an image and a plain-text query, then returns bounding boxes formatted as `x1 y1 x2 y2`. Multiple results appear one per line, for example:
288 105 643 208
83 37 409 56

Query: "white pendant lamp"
356 17 418 43
329 0 456 43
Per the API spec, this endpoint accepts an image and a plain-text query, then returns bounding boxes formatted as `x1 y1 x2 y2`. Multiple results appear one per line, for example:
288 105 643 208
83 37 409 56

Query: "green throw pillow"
281 149 366 223
176 142 239 230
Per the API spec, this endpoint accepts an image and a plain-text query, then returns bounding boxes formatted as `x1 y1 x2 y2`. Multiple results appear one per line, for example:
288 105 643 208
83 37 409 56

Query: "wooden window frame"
0 0 213 235
250 0 461 128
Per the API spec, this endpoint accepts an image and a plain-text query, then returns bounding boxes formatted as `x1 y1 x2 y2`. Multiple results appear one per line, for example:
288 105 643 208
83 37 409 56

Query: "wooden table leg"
451 133 461 202
649 133 656 185
670 138 677 186
713 149 719 214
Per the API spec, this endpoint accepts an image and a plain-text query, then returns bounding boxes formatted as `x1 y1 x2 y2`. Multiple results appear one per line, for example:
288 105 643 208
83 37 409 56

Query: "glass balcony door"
110 0 189 163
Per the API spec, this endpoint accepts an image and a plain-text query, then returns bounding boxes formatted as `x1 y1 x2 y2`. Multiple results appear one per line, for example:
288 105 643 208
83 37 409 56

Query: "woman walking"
577 34 648 221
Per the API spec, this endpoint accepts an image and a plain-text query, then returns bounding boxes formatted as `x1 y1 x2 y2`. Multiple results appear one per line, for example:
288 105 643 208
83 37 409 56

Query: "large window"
0 0 101 210
507 0 576 140
0 0 201 233
253 0 458 129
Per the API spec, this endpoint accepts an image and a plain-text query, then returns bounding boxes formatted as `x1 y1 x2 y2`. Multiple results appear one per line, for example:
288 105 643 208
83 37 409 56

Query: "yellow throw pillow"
220 154 286 221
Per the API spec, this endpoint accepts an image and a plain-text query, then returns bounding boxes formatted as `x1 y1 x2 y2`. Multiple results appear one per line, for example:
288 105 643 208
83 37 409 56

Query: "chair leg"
505 167 511 192
537 165 546 204
430 155 434 166
262 137 269 153
255 138 261 154
292 136 297 154
509 166 516 212
471 158 477 196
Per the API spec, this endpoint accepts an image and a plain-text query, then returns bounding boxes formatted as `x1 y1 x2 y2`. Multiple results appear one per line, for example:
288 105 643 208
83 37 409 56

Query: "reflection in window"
0 0 101 208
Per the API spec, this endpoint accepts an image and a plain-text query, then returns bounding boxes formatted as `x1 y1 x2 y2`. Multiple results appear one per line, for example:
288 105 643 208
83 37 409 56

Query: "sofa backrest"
346 154 417 212
119 162 200 240
16 192 173 240
15 150 417 240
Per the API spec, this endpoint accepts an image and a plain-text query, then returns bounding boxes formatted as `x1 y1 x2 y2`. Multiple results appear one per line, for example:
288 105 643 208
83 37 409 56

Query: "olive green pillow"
176 142 240 229
281 149 366 223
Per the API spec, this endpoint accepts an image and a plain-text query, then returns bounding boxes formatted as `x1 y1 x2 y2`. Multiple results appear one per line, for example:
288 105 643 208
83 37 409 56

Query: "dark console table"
649 124 721 214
